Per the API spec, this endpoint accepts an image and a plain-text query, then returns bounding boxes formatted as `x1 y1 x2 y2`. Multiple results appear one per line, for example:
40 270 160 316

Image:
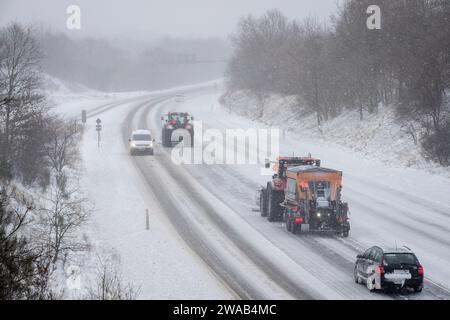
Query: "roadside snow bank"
220 90 450 176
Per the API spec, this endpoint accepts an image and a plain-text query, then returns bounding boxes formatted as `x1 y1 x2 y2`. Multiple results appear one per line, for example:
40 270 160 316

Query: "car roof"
132 130 151 135
372 246 414 254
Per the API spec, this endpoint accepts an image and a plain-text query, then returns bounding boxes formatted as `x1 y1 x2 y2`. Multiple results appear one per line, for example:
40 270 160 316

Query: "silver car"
129 130 154 156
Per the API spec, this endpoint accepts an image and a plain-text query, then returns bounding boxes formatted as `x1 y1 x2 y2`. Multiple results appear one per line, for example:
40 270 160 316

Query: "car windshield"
133 134 151 141
384 253 417 265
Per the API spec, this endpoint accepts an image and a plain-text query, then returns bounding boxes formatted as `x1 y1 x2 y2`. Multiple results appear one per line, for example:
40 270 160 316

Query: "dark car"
354 246 424 292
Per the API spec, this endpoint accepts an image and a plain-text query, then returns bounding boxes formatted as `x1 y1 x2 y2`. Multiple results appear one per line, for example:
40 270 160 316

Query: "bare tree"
45 117 82 188
32 116 88 274
36 182 90 267
0 23 47 181
85 252 140 300
0 182 50 299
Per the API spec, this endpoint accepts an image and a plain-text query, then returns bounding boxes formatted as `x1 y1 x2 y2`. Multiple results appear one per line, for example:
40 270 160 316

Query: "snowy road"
78 83 450 300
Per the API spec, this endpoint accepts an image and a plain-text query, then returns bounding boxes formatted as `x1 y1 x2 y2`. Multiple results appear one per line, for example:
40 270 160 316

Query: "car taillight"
294 217 304 223
418 265 424 276
375 265 385 276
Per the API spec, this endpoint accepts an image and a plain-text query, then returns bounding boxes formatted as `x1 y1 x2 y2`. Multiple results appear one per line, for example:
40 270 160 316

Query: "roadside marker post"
146 209 150 230
96 118 102 148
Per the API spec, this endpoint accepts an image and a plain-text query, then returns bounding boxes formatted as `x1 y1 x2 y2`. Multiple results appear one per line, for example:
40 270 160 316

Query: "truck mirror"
264 158 271 169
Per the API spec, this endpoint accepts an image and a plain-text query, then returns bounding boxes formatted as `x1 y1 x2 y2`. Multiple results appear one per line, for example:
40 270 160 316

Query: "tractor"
161 112 194 147
259 156 321 222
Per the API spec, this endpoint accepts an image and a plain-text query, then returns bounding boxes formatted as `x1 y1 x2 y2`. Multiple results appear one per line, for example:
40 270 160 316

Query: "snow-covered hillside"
220 90 450 176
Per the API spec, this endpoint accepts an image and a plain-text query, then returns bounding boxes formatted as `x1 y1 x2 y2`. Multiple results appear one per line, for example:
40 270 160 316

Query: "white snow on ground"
47 77 450 299
79 101 233 299
48 79 234 299
43 74 150 119
165 87 450 295
220 90 450 177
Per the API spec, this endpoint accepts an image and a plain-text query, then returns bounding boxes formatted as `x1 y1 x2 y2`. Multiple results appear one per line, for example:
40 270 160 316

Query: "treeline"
40 32 229 92
1 23 139 300
226 0 450 165
0 23 87 299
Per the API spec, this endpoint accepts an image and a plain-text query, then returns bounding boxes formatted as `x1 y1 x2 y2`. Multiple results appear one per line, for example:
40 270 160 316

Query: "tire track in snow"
148 92 450 300
123 97 269 300
137 100 329 300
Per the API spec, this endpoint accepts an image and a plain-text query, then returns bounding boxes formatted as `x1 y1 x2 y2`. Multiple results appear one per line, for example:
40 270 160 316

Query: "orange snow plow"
283 166 350 237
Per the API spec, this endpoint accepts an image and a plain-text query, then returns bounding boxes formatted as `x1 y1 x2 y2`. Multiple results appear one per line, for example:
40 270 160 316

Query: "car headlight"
131 142 136 147
317 213 321 218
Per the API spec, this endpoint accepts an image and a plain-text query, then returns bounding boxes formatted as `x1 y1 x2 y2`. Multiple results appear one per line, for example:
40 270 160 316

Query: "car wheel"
149 149 154 156
354 267 361 284
414 285 423 293
366 277 376 291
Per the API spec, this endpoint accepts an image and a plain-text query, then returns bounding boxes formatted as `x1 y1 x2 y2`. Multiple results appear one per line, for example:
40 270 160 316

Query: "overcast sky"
0 0 341 39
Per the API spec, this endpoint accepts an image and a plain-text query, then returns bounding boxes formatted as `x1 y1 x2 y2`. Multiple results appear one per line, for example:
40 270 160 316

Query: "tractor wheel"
190 131 194 147
267 184 284 222
342 223 350 238
260 189 268 217
161 129 167 147
285 215 292 232
292 223 301 235
162 129 172 147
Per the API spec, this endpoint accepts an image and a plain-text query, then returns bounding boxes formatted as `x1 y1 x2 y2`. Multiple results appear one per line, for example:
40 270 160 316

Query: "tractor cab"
265 156 321 179
162 112 193 128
